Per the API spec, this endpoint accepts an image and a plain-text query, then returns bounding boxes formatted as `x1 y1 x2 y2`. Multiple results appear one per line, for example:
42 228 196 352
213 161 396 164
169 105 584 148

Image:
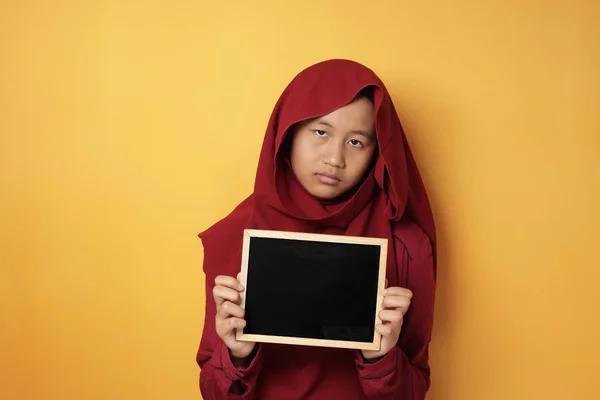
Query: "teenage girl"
196 59 437 399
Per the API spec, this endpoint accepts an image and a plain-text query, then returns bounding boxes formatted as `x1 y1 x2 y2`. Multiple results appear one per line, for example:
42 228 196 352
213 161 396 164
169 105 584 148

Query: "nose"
323 140 345 169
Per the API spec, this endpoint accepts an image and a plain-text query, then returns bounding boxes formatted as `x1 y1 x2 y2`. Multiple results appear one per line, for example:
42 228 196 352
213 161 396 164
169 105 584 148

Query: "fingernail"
238 284 244 291
383 289 388 295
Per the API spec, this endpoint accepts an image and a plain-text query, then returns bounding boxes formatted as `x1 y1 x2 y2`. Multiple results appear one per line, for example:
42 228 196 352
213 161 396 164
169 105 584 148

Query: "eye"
348 139 363 148
313 129 328 137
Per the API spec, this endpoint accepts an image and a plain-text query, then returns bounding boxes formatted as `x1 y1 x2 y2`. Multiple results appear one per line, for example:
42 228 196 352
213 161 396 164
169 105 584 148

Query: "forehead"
316 97 375 126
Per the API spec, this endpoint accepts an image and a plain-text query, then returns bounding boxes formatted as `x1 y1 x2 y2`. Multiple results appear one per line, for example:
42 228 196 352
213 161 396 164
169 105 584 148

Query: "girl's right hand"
213 274 256 365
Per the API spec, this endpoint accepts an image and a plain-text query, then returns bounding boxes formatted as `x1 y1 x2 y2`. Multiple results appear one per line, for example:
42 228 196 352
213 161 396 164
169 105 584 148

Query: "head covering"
200 59 436 280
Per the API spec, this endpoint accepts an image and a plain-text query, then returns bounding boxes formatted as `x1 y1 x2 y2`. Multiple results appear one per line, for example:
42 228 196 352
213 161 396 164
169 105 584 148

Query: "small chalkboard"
236 229 387 351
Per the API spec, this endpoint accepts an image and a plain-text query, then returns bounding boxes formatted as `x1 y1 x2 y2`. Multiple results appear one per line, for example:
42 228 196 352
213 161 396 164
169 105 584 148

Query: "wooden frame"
236 229 388 351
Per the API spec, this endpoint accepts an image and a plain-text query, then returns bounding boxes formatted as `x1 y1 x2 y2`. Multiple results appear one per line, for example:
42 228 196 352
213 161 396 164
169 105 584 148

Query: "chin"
310 188 343 201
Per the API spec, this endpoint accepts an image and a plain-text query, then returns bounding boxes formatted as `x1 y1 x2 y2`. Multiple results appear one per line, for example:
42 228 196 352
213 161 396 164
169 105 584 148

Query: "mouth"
316 173 341 186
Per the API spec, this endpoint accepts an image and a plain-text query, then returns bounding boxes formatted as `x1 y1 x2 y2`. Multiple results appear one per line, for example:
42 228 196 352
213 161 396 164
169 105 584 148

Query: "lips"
316 173 341 185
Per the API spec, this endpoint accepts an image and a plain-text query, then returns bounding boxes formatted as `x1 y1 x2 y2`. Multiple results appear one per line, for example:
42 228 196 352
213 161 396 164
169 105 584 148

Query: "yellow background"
1 1 598 399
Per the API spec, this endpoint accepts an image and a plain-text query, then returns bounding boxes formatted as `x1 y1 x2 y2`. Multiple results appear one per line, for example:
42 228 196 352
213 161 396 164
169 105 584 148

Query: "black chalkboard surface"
236 229 388 351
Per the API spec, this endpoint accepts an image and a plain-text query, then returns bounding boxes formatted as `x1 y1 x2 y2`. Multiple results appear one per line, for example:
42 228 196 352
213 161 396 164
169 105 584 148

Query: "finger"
218 301 245 319
379 309 404 324
227 317 247 331
382 295 411 312
385 278 388 288
383 287 412 298
375 323 392 337
215 275 244 291
213 285 241 307
217 317 246 336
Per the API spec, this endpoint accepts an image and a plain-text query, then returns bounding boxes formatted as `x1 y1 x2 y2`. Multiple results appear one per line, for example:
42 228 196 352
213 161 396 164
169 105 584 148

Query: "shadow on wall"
387 80 462 399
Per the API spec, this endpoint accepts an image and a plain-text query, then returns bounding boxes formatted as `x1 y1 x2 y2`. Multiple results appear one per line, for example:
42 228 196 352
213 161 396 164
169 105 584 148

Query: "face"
289 97 377 200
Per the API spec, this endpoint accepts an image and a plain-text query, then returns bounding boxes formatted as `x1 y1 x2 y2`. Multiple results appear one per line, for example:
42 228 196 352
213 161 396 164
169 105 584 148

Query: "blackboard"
236 229 388 351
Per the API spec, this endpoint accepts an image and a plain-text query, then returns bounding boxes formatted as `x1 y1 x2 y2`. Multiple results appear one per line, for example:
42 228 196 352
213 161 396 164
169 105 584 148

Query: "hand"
213 274 256 366
361 286 413 361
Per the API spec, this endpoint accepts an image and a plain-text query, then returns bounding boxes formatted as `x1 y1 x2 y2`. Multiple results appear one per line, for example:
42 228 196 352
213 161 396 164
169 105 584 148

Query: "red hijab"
200 59 436 281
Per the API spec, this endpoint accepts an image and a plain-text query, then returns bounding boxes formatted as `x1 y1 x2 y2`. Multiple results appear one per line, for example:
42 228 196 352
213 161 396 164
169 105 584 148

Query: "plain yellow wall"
1 1 598 399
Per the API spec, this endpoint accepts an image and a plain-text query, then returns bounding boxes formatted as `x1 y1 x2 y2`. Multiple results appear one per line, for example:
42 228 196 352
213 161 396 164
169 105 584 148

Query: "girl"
196 59 436 399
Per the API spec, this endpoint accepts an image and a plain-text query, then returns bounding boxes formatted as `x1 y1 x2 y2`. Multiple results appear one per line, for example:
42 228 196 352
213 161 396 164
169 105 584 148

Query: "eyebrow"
314 118 375 139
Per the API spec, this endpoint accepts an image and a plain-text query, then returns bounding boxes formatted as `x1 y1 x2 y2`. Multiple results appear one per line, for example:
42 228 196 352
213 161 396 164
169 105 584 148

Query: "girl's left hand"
361 286 413 361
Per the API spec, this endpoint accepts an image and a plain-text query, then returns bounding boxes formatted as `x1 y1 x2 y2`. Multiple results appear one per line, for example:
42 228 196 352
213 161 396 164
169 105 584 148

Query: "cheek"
348 150 376 177
290 137 314 174
290 139 315 160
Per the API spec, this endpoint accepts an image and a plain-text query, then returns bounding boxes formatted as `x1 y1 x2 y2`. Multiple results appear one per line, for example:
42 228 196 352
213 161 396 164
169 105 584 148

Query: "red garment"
197 59 437 399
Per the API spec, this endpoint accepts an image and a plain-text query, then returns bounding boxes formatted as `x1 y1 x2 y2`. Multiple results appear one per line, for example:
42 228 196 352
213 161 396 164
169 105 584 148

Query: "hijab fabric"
201 59 436 281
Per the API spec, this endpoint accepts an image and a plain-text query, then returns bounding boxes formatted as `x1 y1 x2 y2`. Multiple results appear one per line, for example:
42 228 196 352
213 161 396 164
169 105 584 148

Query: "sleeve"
355 233 436 400
196 244 264 399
